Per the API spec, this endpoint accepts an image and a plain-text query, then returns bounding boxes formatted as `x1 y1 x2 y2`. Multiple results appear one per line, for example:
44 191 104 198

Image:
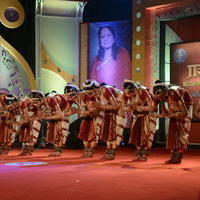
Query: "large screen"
88 21 132 89
170 41 200 143
170 41 200 119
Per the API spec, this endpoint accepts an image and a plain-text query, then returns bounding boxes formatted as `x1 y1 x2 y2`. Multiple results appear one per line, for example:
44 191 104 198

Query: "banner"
88 21 132 89
171 42 200 142
171 42 200 117
0 45 31 97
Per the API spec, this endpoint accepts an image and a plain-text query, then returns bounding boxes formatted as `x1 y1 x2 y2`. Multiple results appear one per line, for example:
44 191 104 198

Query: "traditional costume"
0 94 18 155
165 85 193 164
78 80 100 158
98 84 123 160
18 90 44 156
45 85 79 156
123 80 156 161
153 81 193 164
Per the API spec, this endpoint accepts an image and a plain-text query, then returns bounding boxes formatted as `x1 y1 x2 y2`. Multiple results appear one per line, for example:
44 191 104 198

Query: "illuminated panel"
0 45 32 96
88 21 132 89
5 162 48 167
171 41 200 115
41 68 66 94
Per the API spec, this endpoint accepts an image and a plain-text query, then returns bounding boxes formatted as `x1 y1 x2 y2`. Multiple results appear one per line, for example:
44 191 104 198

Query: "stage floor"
0 147 200 200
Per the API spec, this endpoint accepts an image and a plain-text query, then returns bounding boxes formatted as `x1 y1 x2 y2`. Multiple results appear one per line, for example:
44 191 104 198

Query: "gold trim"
132 0 197 86
79 23 88 87
0 0 25 29
0 35 36 89
41 44 78 83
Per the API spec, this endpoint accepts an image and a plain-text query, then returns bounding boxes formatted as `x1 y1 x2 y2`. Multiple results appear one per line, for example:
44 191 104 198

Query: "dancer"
98 84 123 160
0 94 19 155
153 81 193 164
18 90 44 156
78 80 100 158
45 85 79 157
123 80 156 161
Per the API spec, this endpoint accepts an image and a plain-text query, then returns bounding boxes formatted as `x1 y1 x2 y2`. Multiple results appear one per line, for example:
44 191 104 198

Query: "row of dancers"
0 79 195 164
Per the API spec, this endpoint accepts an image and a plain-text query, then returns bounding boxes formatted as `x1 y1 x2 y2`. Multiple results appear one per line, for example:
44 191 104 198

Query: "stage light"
136 53 141 60
136 26 142 32
121 142 125 146
136 11 141 18
4 162 48 167
136 40 141 46
135 67 141 72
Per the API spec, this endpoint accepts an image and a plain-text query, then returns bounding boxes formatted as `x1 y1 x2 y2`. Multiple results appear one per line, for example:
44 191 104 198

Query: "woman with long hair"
90 25 131 89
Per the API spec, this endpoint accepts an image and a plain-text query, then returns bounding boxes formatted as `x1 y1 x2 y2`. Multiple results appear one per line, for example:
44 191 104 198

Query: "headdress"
5 94 18 105
123 80 138 90
47 90 57 97
64 83 79 94
153 80 169 95
83 80 96 90
30 90 44 98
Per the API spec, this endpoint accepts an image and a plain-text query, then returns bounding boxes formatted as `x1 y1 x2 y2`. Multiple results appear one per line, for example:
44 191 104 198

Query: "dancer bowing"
153 81 193 164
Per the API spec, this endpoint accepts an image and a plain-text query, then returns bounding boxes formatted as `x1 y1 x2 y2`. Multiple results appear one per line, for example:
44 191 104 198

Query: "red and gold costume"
153 82 193 164
18 96 42 156
78 86 100 158
164 86 193 163
129 87 156 160
98 86 123 159
44 94 71 156
0 94 19 155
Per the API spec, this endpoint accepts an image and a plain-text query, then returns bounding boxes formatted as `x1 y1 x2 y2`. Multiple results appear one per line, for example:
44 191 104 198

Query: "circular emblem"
0 2 25 29
4 7 19 22
173 48 188 63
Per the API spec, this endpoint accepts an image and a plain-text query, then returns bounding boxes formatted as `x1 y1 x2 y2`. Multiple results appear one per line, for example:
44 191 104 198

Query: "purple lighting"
89 21 132 89
4 162 48 167
4 7 20 22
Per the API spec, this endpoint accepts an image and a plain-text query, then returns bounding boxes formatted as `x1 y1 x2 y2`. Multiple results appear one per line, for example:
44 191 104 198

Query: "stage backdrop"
0 0 36 96
0 45 33 97
40 16 80 94
88 21 132 89
170 41 200 143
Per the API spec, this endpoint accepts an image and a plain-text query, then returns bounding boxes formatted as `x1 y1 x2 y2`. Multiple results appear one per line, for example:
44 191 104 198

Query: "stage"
0 147 200 200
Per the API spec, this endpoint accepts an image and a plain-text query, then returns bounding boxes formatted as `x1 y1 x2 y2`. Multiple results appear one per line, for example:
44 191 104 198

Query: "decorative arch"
132 0 200 88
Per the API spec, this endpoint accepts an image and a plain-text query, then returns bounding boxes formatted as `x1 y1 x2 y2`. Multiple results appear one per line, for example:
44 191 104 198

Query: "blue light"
4 162 48 166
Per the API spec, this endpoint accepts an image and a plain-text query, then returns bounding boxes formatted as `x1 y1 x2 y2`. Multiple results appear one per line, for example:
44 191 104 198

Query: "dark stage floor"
0 147 200 200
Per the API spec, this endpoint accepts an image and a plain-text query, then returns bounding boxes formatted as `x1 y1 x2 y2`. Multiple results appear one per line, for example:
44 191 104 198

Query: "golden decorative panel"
41 43 78 83
0 0 25 29
0 35 36 89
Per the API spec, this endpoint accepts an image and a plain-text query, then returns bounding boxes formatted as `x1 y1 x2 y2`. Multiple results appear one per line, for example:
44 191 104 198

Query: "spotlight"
4 162 48 166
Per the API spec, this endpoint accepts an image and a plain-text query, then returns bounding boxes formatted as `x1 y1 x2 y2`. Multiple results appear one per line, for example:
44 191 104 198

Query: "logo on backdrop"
173 48 188 63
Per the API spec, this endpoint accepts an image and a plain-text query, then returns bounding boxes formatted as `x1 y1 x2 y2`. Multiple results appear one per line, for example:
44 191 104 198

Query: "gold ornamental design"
41 43 78 83
0 0 25 29
0 35 36 89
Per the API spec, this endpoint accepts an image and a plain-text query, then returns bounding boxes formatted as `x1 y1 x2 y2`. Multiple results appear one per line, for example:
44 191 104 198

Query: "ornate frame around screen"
132 0 200 88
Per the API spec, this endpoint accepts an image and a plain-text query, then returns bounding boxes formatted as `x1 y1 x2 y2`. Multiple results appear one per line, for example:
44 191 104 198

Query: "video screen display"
88 21 132 89
171 41 200 120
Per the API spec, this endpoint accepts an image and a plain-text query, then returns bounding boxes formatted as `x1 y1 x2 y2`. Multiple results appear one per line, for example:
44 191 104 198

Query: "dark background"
83 0 132 22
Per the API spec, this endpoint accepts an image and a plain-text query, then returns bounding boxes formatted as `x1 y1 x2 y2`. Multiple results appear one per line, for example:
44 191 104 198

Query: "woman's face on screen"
100 27 114 49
